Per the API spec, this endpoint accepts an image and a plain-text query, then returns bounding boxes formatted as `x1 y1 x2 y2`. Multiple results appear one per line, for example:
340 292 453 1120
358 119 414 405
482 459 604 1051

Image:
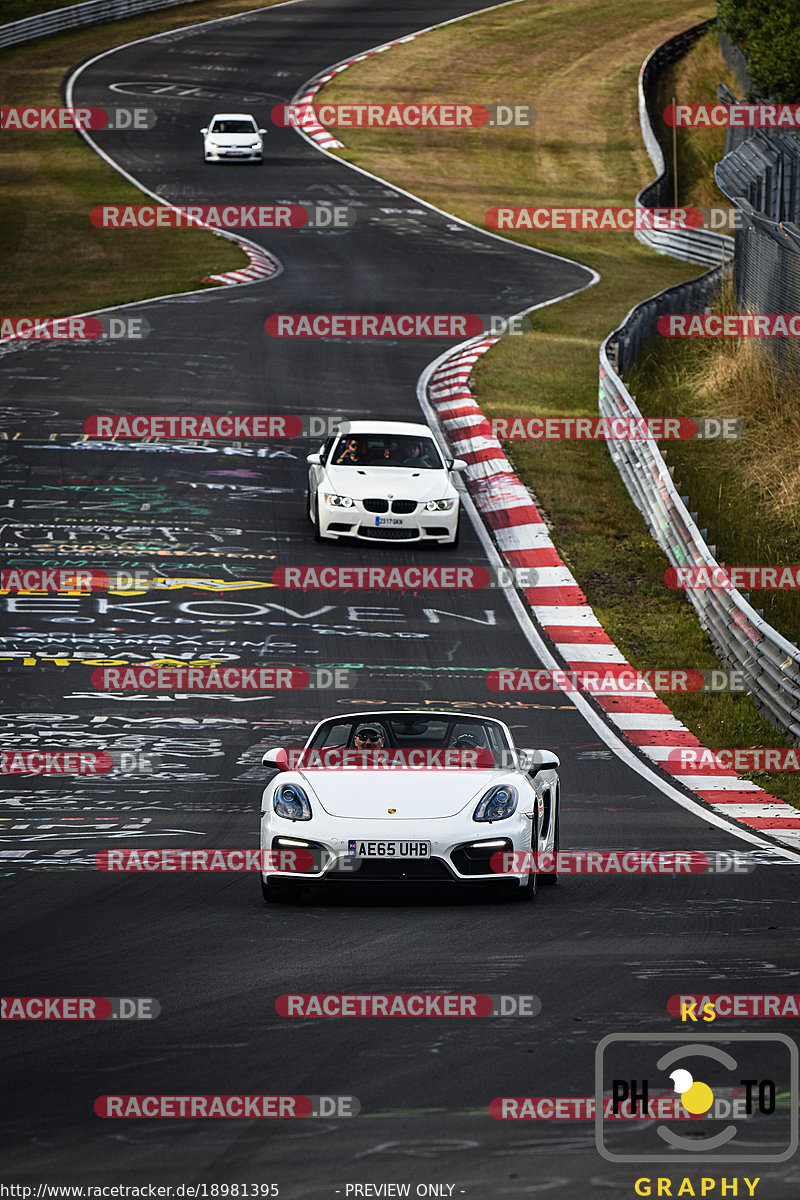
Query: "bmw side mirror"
449 458 467 472
262 747 289 771
306 452 322 465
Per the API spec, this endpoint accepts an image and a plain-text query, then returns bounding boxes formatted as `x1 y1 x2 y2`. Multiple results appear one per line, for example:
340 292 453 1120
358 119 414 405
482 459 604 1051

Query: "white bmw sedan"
306 421 466 546
259 710 560 901
201 113 265 162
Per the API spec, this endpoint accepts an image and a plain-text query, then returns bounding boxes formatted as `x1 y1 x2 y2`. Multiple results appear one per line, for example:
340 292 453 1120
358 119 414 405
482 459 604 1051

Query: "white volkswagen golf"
201 113 265 162
306 421 465 546
259 710 561 901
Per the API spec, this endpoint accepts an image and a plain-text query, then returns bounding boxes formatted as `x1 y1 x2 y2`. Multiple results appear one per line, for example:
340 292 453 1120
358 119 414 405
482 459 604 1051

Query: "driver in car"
401 441 421 466
450 729 492 766
450 730 483 748
353 723 386 749
402 441 436 467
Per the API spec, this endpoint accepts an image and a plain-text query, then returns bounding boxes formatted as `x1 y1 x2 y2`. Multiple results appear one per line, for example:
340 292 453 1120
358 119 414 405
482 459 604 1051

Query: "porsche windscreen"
306 715 512 767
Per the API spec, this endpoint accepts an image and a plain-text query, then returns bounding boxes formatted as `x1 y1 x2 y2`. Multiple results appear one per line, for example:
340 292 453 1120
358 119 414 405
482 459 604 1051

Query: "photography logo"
595 1033 798 1162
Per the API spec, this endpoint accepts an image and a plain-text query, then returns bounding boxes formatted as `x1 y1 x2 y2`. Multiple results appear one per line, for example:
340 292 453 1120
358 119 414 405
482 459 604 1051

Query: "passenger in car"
335 438 363 464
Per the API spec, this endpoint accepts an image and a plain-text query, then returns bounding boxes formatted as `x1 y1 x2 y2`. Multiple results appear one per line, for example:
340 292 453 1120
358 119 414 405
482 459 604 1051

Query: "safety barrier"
635 19 733 266
600 25 800 742
0 0 200 50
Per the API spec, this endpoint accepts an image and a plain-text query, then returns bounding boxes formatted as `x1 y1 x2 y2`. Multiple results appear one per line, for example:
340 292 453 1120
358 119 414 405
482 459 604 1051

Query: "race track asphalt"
1 1 798 1194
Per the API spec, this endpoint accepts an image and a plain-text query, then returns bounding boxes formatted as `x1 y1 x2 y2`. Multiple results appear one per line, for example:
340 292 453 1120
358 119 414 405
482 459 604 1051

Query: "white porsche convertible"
306 421 465 546
259 710 560 901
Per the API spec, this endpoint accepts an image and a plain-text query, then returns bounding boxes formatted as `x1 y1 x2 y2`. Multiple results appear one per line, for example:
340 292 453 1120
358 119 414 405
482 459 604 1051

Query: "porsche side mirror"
262 747 289 771
528 749 560 774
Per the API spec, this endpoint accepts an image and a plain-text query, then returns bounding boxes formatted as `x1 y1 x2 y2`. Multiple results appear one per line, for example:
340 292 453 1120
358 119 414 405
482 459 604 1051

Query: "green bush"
718 0 800 101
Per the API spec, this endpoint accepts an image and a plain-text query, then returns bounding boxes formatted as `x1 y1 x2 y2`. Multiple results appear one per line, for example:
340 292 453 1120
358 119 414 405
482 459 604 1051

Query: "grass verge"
319 0 800 807
655 28 734 210
1 0 287 315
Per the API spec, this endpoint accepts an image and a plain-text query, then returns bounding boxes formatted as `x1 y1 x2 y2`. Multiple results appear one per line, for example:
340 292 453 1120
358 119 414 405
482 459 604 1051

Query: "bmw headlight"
474 784 518 822
324 493 355 508
273 783 312 821
425 498 455 512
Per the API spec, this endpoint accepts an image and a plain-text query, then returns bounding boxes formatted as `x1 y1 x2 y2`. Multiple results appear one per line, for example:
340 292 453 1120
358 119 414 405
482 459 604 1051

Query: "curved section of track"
1 2 798 1193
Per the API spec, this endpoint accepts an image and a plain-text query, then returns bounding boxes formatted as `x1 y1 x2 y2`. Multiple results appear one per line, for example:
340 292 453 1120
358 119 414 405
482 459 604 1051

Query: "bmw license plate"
375 517 403 526
348 840 430 858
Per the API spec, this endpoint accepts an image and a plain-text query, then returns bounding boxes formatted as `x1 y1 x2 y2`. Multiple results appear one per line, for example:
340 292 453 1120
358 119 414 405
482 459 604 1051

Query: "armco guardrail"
600 301 800 743
0 0 200 49
599 27 800 743
636 19 733 266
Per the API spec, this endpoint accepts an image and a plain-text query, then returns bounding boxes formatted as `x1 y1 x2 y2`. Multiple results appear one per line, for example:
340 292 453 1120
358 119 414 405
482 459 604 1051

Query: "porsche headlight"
474 784 517 822
273 783 312 821
425 498 455 511
324 493 355 508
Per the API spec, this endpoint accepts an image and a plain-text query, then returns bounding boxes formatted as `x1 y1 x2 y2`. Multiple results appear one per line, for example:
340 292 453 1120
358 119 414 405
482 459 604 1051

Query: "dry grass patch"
628 275 800 635
321 1 800 804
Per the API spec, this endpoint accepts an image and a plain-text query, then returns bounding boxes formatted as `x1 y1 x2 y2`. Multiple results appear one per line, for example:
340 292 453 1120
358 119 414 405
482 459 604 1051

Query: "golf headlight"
425 498 455 511
474 784 518 822
250 142 261 150
273 783 312 821
324 493 355 508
